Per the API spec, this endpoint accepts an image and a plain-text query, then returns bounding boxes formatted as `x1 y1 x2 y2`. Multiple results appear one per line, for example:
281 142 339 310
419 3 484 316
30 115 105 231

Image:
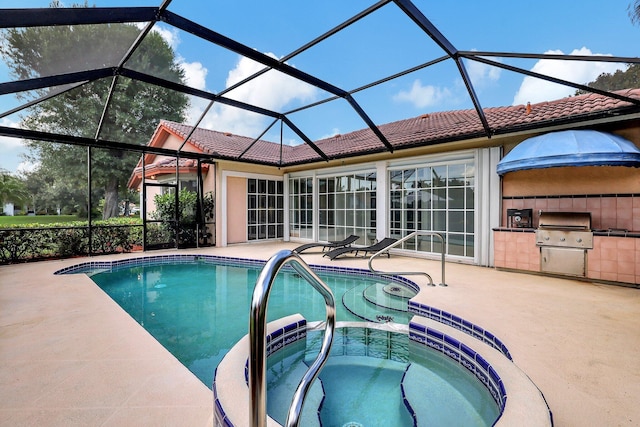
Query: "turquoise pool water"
266 328 499 426
88 259 415 385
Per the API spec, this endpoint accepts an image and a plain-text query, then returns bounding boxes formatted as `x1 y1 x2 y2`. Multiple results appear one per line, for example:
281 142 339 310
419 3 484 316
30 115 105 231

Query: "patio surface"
1 242 638 426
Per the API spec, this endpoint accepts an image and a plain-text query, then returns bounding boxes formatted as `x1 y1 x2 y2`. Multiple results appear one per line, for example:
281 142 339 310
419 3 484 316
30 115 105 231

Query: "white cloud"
393 79 452 108
0 118 25 151
16 160 39 176
512 47 627 105
319 128 341 140
196 54 319 137
0 118 31 173
224 53 317 111
153 25 180 50
0 133 24 151
465 56 501 86
181 61 207 90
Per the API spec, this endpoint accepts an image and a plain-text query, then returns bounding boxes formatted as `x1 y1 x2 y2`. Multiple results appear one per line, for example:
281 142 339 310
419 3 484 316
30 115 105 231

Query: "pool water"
89 259 415 385
266 328 499 426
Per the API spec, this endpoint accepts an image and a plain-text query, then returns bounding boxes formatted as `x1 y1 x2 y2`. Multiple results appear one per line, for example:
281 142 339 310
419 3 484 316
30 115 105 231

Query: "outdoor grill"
535 212 593 277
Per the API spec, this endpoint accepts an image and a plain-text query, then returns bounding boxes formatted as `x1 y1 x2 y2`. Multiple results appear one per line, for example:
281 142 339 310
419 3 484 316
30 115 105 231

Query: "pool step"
362 282 416 311
342 282 415 323
402 359 499 426
267 355 323 426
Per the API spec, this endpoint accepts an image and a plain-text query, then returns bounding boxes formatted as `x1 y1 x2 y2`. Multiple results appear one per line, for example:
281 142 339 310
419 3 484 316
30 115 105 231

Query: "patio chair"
323 237 398 260
292 234 360 254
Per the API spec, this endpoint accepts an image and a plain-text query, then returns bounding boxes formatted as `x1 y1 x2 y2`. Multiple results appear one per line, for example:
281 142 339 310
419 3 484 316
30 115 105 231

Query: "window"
317 172 376 245
247 178 283 241
389 161 474 257
288 177 313 239
160 178 197 194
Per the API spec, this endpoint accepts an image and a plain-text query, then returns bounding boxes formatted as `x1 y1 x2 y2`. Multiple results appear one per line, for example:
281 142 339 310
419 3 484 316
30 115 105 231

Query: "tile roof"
132 157 208 175
159 88 640 167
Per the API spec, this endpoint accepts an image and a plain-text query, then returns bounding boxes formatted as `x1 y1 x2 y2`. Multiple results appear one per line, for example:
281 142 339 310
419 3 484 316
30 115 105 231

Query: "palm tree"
630 1 640 25
0 172 30 213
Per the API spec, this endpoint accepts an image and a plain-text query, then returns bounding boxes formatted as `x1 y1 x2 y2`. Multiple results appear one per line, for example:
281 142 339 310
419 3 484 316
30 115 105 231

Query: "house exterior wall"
3 203 15 216
283 147 501 265
215 161 283 246
502 166 640 231
226 176 246 244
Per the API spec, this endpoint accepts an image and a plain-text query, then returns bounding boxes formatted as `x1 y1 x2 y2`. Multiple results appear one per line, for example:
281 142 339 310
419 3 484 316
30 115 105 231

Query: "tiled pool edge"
408 300 513 360
409 321 507 411
59 254 512 359
53 254 420 293
214 316 553 427
410 316 553 427
213 314 307 427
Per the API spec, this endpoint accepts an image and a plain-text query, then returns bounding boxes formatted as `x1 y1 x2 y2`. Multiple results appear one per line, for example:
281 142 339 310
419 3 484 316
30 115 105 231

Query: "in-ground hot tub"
213 314 553 427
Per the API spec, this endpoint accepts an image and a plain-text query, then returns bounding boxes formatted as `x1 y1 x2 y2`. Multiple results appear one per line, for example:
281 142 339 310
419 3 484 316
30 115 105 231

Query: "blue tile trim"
54 254 420 293
242 318 308 387
400 367 418 426
409 321 507 413
212 366 235 427
408 301 512 360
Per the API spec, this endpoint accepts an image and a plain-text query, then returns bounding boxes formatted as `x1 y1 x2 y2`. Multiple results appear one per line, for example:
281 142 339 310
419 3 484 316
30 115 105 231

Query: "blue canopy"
496 130 640 175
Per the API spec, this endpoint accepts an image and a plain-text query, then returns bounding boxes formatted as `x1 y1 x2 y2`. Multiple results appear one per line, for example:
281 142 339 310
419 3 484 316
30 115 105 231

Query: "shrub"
0 217 143 264
152 190 213 247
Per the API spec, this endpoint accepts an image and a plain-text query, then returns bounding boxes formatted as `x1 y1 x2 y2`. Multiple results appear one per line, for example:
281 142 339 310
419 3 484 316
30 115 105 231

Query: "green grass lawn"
0 215 79 226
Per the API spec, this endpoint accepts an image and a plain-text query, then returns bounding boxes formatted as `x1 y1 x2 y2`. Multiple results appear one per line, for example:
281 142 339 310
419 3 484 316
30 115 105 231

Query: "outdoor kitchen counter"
493 228 640 286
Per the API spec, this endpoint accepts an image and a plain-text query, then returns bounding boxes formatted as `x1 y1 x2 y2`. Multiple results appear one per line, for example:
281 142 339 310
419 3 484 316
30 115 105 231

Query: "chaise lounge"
323 237 398 260
292 234 360 254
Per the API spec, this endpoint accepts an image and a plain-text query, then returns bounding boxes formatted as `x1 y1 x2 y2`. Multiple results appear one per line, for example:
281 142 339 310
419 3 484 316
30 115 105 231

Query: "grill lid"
538 211 591 230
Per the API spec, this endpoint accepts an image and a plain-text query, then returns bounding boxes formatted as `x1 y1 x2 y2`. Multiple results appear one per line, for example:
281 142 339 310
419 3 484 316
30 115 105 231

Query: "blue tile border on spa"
408 301 513 361
214 317 310 427
408 321 507 411
213 317 507 426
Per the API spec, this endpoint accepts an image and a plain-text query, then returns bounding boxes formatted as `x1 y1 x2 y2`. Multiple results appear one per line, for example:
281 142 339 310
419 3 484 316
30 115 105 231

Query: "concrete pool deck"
1 241 638 426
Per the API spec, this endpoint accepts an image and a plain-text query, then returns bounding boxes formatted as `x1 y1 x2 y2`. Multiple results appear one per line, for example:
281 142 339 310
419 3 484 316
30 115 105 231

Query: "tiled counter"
493 229 640 286
493 229 540 273
588 234 640 284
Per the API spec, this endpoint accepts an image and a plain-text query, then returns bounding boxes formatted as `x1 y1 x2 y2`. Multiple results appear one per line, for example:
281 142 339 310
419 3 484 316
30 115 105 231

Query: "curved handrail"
249 249 336 427
368 231 447 286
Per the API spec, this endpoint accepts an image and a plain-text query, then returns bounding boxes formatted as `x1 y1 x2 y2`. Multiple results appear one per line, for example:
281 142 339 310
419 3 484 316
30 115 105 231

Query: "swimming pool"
58 254 552 426
66 255 417 384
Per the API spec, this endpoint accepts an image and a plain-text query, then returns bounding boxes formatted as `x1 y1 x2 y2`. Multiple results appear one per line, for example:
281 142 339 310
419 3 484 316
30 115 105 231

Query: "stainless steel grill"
535 212 593 277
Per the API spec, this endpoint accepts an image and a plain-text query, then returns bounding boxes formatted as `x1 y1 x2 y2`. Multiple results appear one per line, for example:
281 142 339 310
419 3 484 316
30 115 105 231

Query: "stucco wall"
502 166 640 196
214 161 283 246
501 166 640 232
226 176 247 244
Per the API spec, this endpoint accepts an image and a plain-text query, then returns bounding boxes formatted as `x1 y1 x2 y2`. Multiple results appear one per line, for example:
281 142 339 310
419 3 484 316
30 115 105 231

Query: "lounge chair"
324 237 398 260
292 234 360 254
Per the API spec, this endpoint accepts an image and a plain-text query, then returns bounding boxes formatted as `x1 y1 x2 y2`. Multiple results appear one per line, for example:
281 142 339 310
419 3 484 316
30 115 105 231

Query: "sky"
1 0 639 174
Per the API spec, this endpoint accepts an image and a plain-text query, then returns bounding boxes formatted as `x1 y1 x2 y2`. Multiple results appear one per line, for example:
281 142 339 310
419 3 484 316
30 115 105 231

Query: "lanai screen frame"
2 0 640 166
1 0 640 253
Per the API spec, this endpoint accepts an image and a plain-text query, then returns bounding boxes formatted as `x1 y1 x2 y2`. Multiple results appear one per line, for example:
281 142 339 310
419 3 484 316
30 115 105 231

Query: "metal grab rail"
249 250 336 427
368 231 447 286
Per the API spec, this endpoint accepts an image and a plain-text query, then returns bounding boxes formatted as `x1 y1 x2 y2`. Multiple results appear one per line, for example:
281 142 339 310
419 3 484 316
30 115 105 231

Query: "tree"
576 64 640 94
0 172 30 211
575 3 640 95
0 1 189 219
630 1 640 25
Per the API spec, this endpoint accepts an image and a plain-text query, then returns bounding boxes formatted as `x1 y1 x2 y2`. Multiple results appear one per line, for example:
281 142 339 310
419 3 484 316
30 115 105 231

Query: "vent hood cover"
496 130 640 175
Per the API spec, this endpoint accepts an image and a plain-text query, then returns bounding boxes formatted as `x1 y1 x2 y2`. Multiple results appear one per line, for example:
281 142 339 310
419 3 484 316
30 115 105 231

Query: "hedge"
0 218 143 264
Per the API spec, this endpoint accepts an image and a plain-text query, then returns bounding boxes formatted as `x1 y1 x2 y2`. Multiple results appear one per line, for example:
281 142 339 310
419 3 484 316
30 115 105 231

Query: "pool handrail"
249 249 336 427
368 231 447 286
